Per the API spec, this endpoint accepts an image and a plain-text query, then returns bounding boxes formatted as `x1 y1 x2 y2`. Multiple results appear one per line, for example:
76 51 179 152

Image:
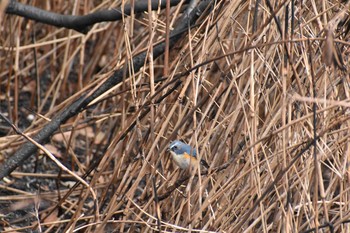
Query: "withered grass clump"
0 0 350 232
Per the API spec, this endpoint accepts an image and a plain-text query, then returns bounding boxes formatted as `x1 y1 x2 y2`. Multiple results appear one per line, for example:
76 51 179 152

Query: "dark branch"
6 0 189 34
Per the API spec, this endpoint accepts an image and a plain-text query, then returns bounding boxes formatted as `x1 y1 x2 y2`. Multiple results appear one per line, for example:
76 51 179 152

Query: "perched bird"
167 140 209 170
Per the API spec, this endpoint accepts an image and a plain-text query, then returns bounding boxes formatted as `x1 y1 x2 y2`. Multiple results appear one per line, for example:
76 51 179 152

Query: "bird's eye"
172 146 178 150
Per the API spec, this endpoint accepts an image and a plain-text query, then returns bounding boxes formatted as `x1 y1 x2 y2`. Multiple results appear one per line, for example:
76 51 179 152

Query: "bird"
167 140 209 170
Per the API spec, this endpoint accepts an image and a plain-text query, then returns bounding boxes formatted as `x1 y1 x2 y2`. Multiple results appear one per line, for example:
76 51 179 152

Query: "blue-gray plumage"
168 140 209 169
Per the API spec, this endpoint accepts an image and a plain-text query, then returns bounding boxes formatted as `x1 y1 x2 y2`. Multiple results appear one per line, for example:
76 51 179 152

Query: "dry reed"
1 0 350 232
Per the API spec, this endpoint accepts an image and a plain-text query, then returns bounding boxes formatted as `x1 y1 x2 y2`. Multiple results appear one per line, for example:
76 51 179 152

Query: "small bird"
167 140 209 170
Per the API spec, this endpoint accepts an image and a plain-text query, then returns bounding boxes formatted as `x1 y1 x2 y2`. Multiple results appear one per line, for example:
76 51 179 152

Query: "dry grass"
1 0 350 232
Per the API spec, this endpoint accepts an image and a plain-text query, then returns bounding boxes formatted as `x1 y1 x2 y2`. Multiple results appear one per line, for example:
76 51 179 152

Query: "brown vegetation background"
1 0 350 232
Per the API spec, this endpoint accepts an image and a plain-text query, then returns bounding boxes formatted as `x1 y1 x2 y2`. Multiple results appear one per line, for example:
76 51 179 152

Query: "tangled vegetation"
1 0 350 232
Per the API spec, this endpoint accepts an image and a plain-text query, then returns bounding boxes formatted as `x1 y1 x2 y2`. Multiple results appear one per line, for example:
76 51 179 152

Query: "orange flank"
183 152 198 167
